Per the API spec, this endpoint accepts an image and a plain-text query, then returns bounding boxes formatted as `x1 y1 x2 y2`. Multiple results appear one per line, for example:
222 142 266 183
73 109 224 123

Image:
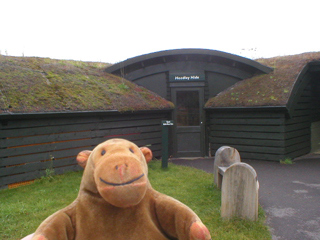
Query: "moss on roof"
0 55 174 114
205 52 320 108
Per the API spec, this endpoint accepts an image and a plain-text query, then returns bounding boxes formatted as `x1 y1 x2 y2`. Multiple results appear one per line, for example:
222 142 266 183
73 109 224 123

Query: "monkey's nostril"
115 164 128 170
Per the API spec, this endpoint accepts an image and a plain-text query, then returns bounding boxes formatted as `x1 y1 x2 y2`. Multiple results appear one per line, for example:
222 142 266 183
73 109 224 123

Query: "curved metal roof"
105 48 272 76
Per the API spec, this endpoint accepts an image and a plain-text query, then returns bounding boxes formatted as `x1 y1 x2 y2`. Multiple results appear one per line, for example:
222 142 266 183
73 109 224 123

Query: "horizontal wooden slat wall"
208 110 287 161
0 111 171 189
207 83 315 161
284 85 312 159
311 76 320 122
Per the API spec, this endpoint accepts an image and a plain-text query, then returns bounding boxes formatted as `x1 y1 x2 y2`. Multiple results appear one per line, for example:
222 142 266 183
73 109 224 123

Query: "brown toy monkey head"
76 138 153 208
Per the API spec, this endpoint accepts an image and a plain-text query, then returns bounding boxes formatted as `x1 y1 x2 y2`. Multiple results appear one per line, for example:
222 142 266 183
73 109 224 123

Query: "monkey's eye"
101 150 106 156
129 148 134 153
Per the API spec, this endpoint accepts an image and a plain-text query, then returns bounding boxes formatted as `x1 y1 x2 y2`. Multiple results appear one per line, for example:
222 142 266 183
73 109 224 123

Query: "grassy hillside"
0 55 174 114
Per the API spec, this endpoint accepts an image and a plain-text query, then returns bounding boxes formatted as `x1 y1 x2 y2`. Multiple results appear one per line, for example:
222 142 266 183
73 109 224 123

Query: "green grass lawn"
0 161 271 240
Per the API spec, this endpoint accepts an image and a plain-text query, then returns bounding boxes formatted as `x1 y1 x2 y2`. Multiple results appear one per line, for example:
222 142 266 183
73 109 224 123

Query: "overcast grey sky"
1 0 319 63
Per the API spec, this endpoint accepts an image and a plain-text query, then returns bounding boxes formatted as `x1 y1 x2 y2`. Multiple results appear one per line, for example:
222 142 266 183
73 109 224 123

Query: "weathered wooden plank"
296 95 312 102
0 148 84 168
0 111 170 188
212 144 284 154
0 130 90 149
285 128 310 139
210 118 284 125
287 147 310 159
152 150 161 158
0 137 105 158
0 157 78 177
290 109 312 117
210 124 284 132
0 112 168 130
237 152 284 161
285 135 310 147
206 107 313 161
208 111 284 119
235 145 310 161
0 134 162 167
211 130 284 140
0 125 162 148
1 117 162 138
286 115 311 124
211 137 284 147
52 165 83 175
1 116 93 130
1 125 162 153
1 144 162 182
0 171 43 188
299 87 312 93
6 116 163 138
285 141 310 153
0 165 82 187
0 115 102 130
293 102 312 110
0 131 162 158
284 122 310 132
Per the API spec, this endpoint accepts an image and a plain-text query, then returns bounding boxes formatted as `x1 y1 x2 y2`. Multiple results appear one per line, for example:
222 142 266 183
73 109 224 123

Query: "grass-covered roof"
205 52 320 108
0 55 174 114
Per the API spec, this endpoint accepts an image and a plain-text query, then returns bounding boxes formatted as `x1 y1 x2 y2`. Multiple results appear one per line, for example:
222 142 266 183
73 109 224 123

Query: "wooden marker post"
161 120 173 168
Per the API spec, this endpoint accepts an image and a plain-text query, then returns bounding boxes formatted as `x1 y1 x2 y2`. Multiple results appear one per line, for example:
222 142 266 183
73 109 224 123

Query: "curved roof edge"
286 60 320 117
105 48 273 74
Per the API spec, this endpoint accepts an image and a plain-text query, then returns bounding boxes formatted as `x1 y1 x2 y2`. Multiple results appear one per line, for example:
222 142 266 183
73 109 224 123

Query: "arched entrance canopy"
105 48 272 80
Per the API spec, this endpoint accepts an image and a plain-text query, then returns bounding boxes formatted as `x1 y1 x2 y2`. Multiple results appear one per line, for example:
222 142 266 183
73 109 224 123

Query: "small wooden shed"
205 52 320 161
0 55 173 189
106 48 272 157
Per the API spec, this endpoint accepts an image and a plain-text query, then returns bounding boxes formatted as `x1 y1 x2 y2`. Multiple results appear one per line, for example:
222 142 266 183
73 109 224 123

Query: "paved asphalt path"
171 155 320 240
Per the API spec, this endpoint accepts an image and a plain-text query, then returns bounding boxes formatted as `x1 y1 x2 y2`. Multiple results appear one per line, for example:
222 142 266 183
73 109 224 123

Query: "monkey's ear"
140 147 153 163
76 150 92 168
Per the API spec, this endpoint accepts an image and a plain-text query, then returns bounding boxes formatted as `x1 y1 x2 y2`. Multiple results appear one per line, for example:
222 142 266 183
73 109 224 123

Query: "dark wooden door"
172 88 204 157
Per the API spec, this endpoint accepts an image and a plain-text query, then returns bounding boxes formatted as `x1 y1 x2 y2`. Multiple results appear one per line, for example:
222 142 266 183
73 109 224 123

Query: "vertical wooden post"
161 120 173 168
